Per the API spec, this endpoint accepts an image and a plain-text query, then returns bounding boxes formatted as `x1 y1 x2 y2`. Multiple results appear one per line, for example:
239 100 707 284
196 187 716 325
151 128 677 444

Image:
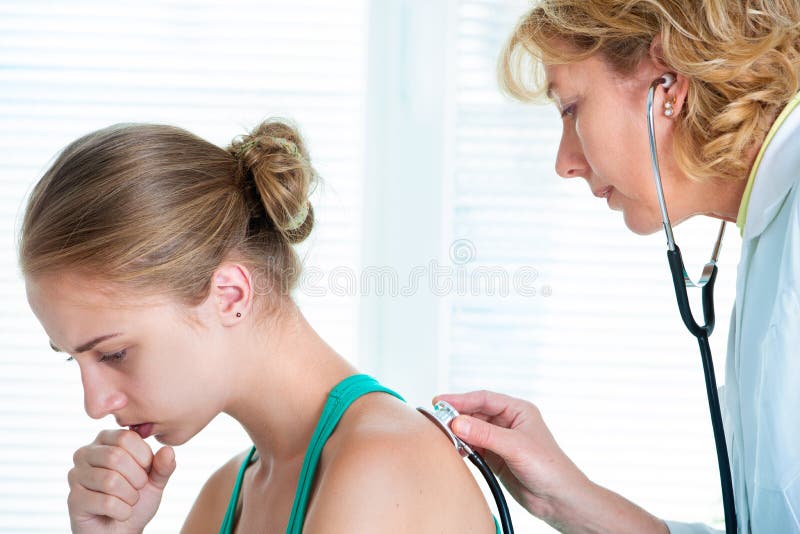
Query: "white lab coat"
666 106 800 532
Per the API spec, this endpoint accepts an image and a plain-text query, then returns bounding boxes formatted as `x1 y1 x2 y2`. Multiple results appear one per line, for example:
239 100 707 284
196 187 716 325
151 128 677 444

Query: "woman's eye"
99 349 127 363
560 104 576 118
65 356 74 363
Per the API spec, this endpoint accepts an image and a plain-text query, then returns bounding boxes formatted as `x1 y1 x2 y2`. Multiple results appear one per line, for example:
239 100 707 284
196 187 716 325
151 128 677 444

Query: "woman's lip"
129 423 154 439
593 186 613 198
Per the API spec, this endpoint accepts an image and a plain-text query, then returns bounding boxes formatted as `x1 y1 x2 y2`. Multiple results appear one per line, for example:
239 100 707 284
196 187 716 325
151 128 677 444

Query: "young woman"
20 120 499 533
438 1 800 532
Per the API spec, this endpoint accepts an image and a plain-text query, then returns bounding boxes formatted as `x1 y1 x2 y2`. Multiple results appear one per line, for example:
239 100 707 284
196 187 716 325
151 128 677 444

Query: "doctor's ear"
648 36 689 118
209 262 254 325
659 72 688 119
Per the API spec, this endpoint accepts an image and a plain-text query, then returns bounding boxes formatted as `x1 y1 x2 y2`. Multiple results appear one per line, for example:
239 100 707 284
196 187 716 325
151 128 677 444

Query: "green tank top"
217 374 500 534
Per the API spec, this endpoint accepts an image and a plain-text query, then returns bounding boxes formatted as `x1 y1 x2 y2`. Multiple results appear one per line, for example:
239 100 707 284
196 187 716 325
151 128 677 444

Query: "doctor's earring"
664 96 676 117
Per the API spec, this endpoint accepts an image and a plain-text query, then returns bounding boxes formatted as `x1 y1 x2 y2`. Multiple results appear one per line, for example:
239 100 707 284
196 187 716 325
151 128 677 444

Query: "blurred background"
1 1 741 531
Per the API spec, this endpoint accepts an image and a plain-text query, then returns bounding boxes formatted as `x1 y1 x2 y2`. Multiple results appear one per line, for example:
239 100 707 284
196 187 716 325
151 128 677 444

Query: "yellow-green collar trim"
736 91 800 236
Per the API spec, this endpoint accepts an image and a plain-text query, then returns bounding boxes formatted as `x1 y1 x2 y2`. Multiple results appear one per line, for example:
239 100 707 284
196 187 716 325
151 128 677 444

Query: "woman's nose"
555 125 590 179
80 365 127 419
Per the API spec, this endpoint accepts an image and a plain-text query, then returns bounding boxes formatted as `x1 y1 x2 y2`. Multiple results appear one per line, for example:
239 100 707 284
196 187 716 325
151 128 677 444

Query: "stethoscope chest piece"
417 400 474 457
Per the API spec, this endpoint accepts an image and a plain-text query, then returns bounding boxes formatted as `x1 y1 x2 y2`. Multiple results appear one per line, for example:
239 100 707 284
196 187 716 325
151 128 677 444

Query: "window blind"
0 1 367 531
443 1 741 530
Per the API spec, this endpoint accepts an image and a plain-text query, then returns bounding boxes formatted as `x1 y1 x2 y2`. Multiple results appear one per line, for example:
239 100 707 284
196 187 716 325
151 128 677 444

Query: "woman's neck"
695 176 748 223
672 108 779 225
223 303 358 467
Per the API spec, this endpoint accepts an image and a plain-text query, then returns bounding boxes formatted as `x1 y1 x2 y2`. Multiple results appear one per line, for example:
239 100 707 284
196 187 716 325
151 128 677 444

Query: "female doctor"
438 1 800 532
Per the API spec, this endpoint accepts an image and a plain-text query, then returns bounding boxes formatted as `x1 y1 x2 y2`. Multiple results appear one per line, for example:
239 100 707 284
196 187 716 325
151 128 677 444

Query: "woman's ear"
209 262 253 325
649 34 689 117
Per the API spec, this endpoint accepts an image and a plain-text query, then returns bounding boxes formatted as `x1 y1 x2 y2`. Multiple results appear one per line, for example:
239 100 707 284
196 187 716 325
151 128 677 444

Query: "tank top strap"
286 374 404 533
219 445 257 534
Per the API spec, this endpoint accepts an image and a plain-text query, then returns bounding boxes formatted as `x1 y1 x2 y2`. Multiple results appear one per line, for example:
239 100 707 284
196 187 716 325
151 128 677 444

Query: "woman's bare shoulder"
303 395 496 533
181 449 251 534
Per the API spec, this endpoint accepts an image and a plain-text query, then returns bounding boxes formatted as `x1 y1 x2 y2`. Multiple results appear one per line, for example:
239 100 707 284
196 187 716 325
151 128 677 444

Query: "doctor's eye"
65 356 74 363
99 349 127 363
560 104 577 119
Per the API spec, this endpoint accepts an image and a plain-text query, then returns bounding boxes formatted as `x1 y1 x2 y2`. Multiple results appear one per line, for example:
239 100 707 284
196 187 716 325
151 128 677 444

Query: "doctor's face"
25 272 231 446
546 55 686 234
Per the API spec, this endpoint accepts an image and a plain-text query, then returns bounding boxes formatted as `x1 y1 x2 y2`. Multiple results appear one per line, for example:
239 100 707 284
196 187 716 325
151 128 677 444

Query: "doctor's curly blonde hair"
501 0 800 183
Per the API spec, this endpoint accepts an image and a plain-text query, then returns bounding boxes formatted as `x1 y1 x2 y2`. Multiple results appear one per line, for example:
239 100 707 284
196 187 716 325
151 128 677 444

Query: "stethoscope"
648 73 736 533
419 401 515 534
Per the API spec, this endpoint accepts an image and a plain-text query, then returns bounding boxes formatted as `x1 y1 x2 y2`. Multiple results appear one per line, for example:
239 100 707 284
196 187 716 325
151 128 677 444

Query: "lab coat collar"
742 105 800 242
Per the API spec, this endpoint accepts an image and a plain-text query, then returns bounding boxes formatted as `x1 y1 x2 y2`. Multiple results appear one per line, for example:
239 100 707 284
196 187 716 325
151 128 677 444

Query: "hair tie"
272 137 301 158
286 201 310 231
234 137 302 160
235 139 259 159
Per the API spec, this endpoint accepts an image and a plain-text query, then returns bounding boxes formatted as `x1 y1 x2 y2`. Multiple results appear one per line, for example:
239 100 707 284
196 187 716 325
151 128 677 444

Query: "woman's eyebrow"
49 333 122 354
74 333 121 353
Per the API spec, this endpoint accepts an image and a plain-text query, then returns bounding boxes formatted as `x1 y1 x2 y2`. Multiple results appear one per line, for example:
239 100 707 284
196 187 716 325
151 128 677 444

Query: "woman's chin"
154 430 192 446
622 210 663 236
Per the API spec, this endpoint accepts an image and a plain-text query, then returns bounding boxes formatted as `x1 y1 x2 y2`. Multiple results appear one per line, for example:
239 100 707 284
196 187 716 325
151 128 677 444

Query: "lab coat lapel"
742 108 800 241
734 105 800 363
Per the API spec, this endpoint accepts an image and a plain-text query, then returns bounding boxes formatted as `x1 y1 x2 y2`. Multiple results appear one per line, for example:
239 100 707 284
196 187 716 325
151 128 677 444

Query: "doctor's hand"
68 429 176 534
434 390 587 521
435 390 669 533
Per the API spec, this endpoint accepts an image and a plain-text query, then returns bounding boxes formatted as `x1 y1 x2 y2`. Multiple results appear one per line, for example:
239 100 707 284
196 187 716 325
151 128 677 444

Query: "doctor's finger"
450 414 520 461
436 390 531 426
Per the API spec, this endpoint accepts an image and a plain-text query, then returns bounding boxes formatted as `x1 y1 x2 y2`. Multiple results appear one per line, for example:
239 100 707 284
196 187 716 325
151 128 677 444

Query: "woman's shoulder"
303 393 497 533
181 449 252 534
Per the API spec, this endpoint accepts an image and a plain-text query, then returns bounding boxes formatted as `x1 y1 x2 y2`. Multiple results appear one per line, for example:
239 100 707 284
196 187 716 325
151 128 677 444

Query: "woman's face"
546 54 687 234
26 273 232 446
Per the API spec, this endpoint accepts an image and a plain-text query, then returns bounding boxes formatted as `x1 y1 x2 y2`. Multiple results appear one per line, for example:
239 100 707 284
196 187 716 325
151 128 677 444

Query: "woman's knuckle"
120 504 134 521
118 429 138 448
67 467 78 487
100 470 118 491
107 447 125 465
101 493 119 511
66 491 79 511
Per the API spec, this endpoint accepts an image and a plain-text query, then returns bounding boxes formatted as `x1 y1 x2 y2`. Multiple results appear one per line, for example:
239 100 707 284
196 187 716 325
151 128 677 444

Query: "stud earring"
664 97 675 117
236 312 242 318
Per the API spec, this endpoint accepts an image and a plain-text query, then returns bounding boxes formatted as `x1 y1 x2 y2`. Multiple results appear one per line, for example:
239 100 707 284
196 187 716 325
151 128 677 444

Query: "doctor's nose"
555 126 590 180
80 366 127 419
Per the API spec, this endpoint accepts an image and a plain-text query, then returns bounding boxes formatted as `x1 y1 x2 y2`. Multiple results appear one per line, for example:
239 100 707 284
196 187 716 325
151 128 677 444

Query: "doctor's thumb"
452 415 509 457
148 445 176 490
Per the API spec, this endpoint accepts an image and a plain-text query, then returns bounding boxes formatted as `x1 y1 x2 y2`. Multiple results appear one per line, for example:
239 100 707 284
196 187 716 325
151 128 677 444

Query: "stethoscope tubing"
647 76 737 534
418 402 514 533
469 451 514 534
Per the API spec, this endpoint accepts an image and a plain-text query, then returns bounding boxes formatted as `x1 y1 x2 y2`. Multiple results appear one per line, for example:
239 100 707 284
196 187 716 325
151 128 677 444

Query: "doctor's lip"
592 186 613 199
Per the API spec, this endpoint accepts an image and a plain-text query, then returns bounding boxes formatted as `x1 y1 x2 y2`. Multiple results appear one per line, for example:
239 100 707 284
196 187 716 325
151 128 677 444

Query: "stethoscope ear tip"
660 72 676 88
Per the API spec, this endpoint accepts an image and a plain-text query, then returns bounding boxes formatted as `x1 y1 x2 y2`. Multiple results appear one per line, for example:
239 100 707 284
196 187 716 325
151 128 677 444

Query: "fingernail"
452 416 470 436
